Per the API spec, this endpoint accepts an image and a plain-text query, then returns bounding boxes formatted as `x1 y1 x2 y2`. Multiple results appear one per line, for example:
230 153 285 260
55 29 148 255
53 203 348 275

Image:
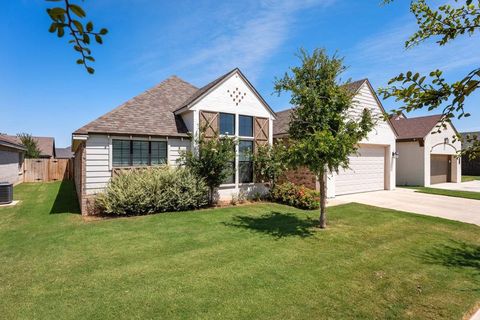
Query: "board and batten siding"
84 134 192 195
326 82 397 197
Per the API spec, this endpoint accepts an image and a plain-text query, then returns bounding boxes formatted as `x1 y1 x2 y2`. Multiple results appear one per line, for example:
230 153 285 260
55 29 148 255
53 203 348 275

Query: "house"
391 114 461 186
273 79 398 197
55 146 74 159
5 135 56 159
460 131 480 176
0 135 26 185
72 68 276 215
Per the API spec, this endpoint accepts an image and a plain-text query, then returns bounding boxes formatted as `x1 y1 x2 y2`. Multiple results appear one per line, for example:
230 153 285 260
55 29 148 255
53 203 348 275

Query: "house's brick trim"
280 166 318 190
74 142 90 215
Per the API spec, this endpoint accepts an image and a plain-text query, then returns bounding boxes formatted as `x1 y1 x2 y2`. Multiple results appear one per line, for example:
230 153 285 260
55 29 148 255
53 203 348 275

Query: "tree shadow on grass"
224 211 318 239
420 240 480 291
50 180 81 214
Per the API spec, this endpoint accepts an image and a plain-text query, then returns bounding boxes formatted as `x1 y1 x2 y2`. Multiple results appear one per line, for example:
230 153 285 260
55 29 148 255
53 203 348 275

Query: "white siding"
85 135 110 195
327 82 397 197
83 134 192 195
396 141 425 186
0 148 22 184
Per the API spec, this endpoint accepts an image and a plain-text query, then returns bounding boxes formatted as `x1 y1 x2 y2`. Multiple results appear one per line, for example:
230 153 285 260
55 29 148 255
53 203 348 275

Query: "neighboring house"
72 68 276 215
391 114 461 186
55 146 74 159
274 79 398 197
461 131 480 176
0 135 26 184
6 135 56 159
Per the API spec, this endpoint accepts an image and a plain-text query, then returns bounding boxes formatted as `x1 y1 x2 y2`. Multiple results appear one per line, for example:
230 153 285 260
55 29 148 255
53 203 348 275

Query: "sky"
1 0 479 147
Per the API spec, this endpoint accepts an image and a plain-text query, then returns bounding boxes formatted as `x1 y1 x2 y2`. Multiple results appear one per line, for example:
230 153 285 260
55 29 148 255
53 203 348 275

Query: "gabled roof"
74 76 198 137
5 135 54 157
273 78 397 137
0 135 26 151
390 114 444 140
55 147 74 159
174 68 276 117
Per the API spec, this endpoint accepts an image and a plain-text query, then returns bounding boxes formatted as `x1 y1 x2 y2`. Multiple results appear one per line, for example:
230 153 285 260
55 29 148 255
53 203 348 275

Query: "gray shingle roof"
74 76 198 137
55 147 74 159
390 114 443 140
5 135 54 157
0 135 26 151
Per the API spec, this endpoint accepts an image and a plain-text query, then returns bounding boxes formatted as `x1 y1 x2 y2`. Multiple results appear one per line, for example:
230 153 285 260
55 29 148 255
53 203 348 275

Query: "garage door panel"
335 145 385 196
430 155 450 184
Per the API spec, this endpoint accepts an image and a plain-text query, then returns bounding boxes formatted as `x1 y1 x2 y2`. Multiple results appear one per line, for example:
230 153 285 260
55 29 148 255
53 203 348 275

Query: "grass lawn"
0 182 479 319
463 175 480 182
406 186 480 201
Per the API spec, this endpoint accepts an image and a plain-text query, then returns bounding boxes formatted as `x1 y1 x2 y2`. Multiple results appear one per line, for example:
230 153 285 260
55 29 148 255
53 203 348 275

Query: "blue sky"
1 0 479 147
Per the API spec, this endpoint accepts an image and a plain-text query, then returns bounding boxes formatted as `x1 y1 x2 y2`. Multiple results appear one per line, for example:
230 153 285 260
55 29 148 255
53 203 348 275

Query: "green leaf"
85 56 95 62
86 21 93 32
48 23 57 33
72 20 84 34
76 59 84 64
86 67 95 74
57 26 65 37
99 28 108 35
69 4 86 18
95 35 103 44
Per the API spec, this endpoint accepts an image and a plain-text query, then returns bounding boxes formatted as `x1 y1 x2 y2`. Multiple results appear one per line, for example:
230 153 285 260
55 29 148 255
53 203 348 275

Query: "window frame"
239 115 254 137
219 112 236 136
238 139 254 184
111 139 168 168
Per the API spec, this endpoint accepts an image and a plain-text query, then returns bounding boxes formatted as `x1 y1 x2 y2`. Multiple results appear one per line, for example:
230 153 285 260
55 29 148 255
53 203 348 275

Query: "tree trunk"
209 186 214 205
318 171 327 228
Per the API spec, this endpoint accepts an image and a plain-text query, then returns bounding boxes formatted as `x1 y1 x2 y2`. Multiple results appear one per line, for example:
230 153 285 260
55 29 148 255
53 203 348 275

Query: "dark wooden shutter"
200 111 219 138
254 117 269 148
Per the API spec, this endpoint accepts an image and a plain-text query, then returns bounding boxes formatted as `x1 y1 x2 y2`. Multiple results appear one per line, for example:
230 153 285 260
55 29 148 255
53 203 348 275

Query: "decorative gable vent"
227 88 247 106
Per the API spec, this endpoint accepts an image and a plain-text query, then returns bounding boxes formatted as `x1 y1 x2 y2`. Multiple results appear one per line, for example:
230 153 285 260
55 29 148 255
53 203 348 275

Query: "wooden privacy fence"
23 158 73 182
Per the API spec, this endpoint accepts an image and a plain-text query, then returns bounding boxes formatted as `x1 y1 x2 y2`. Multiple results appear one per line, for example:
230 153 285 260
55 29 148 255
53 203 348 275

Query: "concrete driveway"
329 188 480 226
430 180 480 192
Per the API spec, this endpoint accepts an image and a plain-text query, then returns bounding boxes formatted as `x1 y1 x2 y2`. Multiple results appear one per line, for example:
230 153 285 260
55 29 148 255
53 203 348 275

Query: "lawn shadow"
50 180 81 215
420 240 480 291
224 211 318 238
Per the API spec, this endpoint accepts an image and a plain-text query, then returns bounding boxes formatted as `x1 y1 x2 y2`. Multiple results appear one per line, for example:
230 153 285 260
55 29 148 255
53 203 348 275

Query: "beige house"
391 114 461 186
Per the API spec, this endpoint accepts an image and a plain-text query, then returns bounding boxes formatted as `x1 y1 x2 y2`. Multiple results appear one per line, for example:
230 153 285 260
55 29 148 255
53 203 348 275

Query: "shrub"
270 182 319 210
95 166 209 215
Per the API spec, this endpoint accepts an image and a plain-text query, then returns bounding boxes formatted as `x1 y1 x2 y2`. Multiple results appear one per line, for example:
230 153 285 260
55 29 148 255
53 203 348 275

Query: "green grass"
0 182 479 320
463 175 480 182
406 186 480 200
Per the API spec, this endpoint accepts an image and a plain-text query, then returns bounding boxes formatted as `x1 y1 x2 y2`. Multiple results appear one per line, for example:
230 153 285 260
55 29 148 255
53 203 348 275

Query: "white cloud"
346 16 480 86
134 0 335 85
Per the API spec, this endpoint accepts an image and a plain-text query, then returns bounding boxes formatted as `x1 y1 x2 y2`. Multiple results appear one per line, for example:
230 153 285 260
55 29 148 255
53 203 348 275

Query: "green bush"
270 182 319 210
95 167 209 215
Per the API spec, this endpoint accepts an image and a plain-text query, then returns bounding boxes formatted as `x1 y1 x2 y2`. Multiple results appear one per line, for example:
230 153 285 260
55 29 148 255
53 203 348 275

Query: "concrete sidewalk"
328 188 480 226
431 181 480 192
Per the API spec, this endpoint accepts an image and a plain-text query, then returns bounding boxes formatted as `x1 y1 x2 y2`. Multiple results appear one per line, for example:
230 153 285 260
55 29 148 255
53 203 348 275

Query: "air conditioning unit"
0 182 13 205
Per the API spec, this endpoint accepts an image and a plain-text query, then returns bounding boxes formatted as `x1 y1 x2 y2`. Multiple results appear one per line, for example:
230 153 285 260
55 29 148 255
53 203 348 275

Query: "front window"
239 140 253 183
112 140 167 167
239 115 253 137
219 113 235 135
132 141 149 166
151 141 167 165
112 140 131 167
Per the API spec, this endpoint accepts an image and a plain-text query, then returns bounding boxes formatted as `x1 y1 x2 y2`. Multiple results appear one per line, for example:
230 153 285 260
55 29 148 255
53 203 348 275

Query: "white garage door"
335 145 385 196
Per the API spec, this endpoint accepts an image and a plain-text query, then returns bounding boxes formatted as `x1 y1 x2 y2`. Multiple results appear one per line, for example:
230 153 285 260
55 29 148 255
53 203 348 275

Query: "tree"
46 0 108 74
252 143 288 190
274 49 374 228
17 133 41 159
379 0 480 158
181 132 236 205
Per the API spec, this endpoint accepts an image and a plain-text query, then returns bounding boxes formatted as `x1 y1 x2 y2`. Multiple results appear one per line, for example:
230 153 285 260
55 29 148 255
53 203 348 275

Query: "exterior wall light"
392 151 399 159
444 137 449 144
